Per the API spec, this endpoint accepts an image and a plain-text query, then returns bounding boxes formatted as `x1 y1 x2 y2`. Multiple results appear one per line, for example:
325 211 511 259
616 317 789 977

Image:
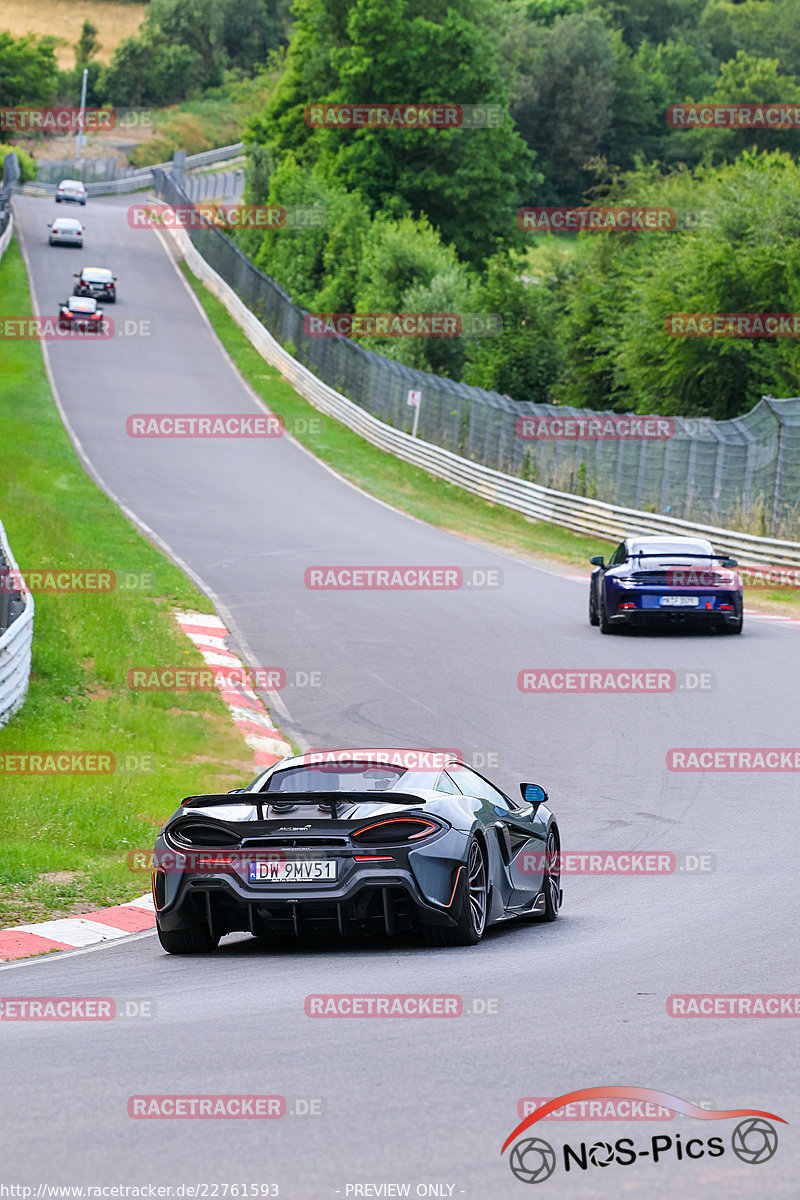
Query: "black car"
152 751 562 953
589 534 743 634
57 295 106 332
73 266 116 302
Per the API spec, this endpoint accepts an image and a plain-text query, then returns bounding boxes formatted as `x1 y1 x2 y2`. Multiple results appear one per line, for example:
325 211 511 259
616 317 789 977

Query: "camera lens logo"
731 1118 779 1164
509 1137 556 1184
588 1141 614 1167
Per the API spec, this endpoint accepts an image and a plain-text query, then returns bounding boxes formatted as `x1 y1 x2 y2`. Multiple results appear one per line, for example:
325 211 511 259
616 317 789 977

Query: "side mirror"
721 557 737 568
590 555 605 567
520 782 548 811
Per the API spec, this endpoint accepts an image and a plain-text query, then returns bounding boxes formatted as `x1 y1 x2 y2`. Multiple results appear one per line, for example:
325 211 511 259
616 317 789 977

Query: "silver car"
48 218 84 247
56 179 87 205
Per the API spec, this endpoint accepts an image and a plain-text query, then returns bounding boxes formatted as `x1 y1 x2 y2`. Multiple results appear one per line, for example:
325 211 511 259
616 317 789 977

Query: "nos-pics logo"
501 1088 784 1184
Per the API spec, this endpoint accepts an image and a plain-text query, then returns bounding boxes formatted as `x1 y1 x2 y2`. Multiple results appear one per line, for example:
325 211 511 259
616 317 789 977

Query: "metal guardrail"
0 521 34 729
16 143 245 198
0 209 12 263
158 212 800 568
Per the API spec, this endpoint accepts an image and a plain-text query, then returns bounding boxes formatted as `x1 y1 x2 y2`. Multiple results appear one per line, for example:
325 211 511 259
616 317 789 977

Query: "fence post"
172 150 187 187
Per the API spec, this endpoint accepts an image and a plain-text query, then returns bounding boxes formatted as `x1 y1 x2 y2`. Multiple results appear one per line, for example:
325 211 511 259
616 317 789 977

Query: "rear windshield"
83 269 111 281
69 297 97 312
263 763 408 794
631 540 713 559
55 221 81 231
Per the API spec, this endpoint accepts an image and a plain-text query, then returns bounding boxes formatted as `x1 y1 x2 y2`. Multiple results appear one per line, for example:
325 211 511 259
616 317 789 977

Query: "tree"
503 12 616 203
248 0 537 267
351 214 478 377
586 0 702 51
0 31 58 138
463 255 562 401
667 51 800 168
76 21 100 67
102 34 203 107
556 152 800 420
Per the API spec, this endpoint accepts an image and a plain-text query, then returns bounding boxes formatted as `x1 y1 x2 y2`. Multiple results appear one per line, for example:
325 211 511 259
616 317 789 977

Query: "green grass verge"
0 238 264 927
181 266 612 571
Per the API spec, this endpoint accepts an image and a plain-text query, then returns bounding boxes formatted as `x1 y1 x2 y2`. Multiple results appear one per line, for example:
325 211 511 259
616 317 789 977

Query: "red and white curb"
173 609 294 766
1 609 294 963
0 896 155 963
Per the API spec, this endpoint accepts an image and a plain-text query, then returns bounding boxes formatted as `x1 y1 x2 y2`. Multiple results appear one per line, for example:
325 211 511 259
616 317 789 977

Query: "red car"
58 295 106 333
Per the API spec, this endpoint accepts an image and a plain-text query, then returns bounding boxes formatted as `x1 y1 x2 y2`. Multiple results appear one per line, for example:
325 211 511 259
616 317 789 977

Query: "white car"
56 179 87 205
48 217 84 247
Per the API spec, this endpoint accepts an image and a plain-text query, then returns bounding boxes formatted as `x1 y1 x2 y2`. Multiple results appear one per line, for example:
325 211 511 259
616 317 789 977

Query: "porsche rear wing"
631 552 737 563
181 790 428 820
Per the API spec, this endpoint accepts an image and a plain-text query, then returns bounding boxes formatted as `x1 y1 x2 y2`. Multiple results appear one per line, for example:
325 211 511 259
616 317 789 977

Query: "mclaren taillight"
618 602 636 610
170 821 240 848
352 818 439 845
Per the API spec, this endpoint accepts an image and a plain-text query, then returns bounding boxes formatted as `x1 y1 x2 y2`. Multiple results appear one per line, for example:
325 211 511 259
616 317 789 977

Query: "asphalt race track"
3 194 798 1197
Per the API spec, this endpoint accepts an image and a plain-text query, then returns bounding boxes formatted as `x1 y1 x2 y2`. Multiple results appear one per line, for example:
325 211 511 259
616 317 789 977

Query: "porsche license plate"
660 595 700 607
248 858 337 883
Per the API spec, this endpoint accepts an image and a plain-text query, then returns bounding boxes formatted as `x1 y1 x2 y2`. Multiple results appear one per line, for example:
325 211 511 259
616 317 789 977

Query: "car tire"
723 615 743 635
156 921 220 955
589 584 599 626
423 835 488 947
49 239 54 245
533 826 562 922
599 588 613 634
55 197 61 203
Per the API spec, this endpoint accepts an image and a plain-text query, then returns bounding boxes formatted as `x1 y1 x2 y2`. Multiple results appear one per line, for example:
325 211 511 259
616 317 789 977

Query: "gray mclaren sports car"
152 750 562 953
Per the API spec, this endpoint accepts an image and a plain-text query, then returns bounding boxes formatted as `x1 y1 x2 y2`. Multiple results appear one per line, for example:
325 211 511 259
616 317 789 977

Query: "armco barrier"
0 521 34 728
0 209 12 264
155 200 800 568
16 143 245 198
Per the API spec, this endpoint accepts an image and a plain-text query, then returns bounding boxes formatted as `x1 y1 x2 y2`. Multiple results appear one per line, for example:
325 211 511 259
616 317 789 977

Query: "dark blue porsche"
589 535 743 634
